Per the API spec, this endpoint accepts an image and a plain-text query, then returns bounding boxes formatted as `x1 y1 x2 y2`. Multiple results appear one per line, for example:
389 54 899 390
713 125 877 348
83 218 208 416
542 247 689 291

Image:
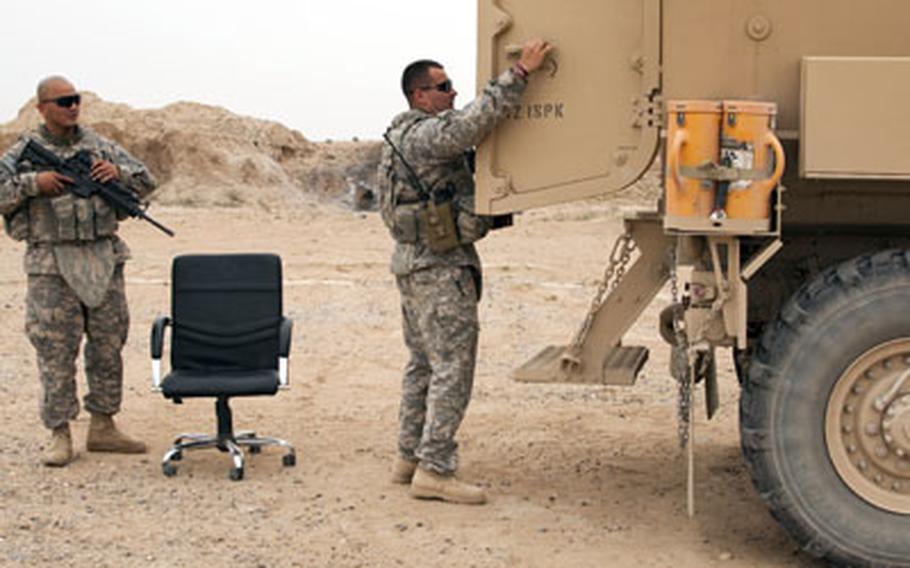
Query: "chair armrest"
150 316 171 390
278 317 293 388
279 317 293 357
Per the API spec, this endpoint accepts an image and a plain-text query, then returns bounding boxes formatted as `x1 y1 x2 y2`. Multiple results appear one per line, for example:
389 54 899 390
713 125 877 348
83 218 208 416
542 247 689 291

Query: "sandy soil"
0 200 816 567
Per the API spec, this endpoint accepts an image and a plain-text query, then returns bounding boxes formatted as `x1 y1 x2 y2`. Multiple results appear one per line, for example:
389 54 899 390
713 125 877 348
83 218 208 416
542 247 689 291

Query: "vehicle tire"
741 249 910 567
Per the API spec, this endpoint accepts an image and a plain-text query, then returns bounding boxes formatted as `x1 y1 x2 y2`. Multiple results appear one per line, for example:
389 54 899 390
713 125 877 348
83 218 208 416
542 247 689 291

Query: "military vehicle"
476 1 910 565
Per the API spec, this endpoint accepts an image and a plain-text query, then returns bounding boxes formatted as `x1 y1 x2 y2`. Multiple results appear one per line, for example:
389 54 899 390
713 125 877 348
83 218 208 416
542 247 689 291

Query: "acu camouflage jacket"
378 67 527 276
0 125 157 306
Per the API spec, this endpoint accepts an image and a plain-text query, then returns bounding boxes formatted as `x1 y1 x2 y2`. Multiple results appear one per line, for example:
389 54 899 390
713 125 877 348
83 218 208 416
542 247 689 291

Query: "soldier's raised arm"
407 38 553 161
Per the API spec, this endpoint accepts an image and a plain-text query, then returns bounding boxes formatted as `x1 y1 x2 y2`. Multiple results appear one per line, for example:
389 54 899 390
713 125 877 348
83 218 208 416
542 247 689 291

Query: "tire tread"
741 249 910 567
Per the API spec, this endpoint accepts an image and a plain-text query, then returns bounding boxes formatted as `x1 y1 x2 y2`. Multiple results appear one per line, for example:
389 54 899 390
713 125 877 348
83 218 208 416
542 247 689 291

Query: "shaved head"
37 75 74 101
35 75 80 136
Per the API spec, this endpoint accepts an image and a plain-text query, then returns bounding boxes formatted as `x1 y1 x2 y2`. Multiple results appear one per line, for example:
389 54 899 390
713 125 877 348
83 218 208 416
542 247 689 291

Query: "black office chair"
151 253 295 480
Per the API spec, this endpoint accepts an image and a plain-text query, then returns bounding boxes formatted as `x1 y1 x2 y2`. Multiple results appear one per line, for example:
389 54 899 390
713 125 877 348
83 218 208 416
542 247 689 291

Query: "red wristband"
513 62 530 80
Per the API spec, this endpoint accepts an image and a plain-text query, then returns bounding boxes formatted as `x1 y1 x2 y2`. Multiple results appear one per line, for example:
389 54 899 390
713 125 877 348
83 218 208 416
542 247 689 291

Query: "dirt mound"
0 93 381 209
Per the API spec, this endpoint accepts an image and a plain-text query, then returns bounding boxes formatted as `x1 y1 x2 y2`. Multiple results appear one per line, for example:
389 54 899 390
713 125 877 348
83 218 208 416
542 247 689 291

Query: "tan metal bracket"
741 238 783 281
513 213 675 385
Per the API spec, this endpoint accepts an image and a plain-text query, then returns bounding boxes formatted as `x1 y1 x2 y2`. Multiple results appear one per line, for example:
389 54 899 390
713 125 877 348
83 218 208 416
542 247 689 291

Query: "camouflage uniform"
0 125 156 429
379 68 527 474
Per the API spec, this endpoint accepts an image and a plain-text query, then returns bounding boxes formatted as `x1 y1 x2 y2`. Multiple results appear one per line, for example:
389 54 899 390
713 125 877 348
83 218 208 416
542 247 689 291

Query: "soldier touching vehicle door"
379 39 553 504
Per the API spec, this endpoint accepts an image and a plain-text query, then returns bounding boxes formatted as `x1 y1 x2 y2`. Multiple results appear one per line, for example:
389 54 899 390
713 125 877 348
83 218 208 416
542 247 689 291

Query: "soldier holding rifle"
0 75 158 466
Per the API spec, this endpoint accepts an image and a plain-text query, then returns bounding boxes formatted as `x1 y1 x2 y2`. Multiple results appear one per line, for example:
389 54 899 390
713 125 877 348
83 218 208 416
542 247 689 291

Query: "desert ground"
0 198 817 567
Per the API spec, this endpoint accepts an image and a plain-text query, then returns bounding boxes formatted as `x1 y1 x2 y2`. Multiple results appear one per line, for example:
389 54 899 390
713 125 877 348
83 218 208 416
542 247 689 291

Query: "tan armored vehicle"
477 1 910 566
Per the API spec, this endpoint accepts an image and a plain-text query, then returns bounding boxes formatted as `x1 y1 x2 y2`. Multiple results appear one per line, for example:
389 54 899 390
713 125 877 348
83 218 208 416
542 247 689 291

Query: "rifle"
19 140 174 237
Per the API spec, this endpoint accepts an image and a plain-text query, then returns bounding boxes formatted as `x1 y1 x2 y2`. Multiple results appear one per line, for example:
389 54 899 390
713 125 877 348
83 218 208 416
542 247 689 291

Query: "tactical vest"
4 140 120 244
31 193 118 243
380 118 492 250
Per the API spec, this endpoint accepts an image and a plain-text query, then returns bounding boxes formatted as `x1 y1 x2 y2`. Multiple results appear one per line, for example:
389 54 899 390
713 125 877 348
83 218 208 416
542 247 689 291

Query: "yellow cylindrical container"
720 100 785 221
665 100 722 221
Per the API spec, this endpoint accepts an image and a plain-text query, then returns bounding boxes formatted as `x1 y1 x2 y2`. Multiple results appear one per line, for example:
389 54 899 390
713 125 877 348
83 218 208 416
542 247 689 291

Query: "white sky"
0 0 477 141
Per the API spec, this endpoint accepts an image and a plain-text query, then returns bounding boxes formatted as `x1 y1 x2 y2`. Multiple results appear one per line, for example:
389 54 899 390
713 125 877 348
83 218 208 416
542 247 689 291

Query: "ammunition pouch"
420 200 460 252
388 197 496 252
7 194 119 244
47 193 118 242
387 199 460 252
386 203 421 244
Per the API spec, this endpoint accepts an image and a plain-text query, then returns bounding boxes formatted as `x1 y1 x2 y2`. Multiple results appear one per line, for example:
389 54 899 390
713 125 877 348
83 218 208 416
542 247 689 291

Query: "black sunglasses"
41 94 81 108
417 79 453 94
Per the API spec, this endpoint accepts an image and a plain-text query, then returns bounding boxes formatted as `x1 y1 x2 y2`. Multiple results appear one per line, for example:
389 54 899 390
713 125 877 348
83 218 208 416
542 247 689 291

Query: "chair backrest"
170 254 283 372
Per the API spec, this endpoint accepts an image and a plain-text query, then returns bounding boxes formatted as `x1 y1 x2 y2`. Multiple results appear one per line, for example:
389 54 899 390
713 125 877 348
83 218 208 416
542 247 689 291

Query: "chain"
672 341 692 448
669 245 680 305
569 229 636 352
667 243 692 449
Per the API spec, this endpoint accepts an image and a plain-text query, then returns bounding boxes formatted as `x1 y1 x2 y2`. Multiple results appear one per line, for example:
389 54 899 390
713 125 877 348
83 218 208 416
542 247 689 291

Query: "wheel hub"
883 394 910 457
826 339 910 513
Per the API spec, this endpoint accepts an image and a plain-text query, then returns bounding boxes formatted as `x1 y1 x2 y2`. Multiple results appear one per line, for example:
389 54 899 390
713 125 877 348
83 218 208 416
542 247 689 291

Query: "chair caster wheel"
171 451 183 462
282 453 296 467
162 463 178 477
249 445 262 454
229 467 244 481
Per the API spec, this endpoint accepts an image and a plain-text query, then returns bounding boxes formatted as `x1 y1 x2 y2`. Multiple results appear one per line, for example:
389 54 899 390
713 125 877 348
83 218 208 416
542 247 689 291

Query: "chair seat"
161 368 279 398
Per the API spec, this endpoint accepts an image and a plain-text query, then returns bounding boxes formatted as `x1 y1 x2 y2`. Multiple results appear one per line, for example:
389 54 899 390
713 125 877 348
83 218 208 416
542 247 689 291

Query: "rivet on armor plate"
843 424 853 434
866 424 879 436
844 404 854 414
894 482 903 492
847 444 857 453
745 15 773 41
858 460 868 471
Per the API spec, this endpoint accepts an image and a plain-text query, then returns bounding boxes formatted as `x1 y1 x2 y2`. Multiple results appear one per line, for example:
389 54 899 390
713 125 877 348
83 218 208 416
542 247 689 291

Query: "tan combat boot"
391 456 419 484
410 467 487 505
86 413 147 454
43 423 74 467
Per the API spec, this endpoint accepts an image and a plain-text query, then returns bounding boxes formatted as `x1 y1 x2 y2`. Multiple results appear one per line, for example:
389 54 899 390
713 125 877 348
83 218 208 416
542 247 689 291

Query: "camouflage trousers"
25 266 129 430
396 265 479 475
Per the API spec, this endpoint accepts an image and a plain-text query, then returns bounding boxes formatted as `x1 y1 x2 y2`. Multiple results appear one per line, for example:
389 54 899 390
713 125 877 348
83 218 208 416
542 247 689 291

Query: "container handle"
505 43 559 77
667 129 689 192
764 131 785 187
